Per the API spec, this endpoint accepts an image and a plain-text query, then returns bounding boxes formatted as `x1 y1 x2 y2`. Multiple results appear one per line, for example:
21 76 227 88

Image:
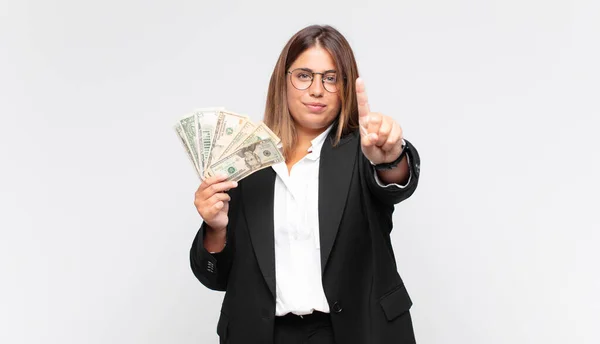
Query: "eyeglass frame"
286 68 345 93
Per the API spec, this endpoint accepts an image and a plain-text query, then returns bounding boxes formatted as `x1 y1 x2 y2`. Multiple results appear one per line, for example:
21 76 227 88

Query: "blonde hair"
263 25 360 161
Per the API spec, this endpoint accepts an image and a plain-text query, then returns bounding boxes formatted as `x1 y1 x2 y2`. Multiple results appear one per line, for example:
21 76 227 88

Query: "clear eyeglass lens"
290 70 338 92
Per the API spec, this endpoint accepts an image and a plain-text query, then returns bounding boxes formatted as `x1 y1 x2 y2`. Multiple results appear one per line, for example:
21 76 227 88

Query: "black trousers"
274 311 335 344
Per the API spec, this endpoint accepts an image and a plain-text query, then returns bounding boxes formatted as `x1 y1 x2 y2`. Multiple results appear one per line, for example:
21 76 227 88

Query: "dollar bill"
204 110 249 176
236 122 281 149
195 109 220 170
194 113 205 175
220 121 257 158
206 138 284 182
174 122 201 178
178 113 201 174
174 107 283 182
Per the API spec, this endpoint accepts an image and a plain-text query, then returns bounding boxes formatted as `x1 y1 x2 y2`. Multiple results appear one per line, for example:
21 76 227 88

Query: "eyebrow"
297 67 337 74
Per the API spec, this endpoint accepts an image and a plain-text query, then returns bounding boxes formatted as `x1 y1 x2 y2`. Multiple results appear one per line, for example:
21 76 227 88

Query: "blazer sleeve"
189 186 240 292
361 138 421 206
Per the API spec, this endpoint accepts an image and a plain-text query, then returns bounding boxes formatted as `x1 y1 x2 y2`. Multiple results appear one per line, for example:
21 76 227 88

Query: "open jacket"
190 128 421 344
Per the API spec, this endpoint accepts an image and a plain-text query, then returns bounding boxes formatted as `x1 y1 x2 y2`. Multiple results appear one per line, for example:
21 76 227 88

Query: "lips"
304 102 327 113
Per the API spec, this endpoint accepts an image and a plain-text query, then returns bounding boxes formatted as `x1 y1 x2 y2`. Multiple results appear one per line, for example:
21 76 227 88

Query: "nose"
308 74 324 97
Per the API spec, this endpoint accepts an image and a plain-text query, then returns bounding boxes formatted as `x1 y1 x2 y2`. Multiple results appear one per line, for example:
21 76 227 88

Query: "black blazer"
190 128 421 344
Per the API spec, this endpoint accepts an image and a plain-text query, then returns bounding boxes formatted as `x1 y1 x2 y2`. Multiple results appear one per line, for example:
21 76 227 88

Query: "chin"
290 108 338 132
301 118 336 132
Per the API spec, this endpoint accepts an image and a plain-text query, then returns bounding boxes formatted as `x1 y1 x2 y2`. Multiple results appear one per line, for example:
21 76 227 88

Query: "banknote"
178 113 201 174
204 110 249 177
236 122 281 150
174 122 201 178
220 121 257 158
196 108 220 171
174 107 282 182
206 138 284 182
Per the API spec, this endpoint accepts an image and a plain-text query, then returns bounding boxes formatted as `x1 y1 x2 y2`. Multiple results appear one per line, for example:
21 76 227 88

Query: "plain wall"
1 0 598 343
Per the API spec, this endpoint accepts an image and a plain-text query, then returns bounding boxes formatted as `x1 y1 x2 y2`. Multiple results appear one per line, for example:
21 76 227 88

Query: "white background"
1 0 599 343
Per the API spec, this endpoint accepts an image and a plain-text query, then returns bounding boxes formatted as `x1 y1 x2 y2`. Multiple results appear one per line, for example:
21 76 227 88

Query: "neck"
285 126 328 168
295 125 329 148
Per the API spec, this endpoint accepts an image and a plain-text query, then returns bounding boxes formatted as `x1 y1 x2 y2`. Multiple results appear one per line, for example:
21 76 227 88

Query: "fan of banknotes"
174 107 284 182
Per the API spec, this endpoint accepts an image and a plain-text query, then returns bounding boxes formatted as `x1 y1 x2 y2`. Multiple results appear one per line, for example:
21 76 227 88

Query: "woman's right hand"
194 175 238 231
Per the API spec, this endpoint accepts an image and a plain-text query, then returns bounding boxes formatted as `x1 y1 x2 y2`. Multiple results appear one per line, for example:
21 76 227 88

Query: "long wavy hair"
263 25 360 161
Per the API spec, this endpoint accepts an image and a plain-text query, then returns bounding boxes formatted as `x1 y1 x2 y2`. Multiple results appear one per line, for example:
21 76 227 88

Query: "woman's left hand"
356 78 404 165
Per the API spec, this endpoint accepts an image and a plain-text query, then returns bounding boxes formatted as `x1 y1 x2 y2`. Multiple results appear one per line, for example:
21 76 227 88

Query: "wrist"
372 141 408 170
206 225 227 237
204 225 227 253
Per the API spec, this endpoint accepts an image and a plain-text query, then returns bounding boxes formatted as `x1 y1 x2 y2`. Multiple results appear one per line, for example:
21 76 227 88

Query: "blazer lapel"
243 168 276 298
319 130 358 274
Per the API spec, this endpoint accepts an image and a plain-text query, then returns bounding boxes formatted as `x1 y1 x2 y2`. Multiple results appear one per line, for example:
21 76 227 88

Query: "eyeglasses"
287 68 339 93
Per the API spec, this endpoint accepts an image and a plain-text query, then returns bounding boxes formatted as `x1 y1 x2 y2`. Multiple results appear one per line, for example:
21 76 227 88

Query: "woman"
190 24 421 344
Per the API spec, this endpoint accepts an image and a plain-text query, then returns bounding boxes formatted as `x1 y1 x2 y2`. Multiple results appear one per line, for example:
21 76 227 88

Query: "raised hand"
356 78 405 165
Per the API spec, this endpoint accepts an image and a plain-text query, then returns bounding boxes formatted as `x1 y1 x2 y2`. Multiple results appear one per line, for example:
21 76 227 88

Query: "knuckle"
198 190 207 200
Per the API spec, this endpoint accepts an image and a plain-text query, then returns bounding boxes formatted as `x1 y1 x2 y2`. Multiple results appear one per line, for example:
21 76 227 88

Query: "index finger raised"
356 77 371 119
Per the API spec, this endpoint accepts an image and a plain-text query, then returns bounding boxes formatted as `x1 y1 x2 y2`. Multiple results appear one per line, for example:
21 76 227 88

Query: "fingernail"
232 181 238 187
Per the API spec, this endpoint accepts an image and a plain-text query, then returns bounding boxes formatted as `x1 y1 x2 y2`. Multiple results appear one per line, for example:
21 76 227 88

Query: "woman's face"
286 46 342 137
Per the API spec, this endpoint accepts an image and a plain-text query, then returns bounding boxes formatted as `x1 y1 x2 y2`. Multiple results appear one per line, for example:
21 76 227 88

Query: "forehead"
289 46 336 71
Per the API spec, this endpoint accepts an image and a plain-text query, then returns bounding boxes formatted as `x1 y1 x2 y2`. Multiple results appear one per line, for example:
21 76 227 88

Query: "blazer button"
332 301 342 313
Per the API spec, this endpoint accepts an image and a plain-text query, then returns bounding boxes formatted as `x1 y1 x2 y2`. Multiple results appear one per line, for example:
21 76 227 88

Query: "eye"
297 72 312 80
323 74 337 83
